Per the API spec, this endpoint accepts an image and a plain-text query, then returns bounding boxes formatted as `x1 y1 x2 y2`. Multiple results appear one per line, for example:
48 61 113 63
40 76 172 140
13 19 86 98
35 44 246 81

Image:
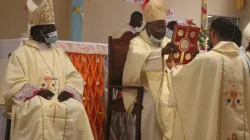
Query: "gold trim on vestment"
38 96 45 140
63 103 68 140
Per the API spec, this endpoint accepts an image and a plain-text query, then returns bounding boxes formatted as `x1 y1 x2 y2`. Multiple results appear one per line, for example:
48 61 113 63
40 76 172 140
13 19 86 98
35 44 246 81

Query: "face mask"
41 31 58 44
165 29 173 39
149 34 163 44
148 25 164 44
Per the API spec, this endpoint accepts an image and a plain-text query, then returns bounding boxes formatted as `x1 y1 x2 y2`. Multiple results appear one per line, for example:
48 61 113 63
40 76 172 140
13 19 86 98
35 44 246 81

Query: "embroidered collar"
25 39 56 49
139 30 171 49
212 41 239 55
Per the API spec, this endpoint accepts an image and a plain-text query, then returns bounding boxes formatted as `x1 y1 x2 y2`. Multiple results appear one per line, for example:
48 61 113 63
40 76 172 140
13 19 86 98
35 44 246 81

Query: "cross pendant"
52 77 57 80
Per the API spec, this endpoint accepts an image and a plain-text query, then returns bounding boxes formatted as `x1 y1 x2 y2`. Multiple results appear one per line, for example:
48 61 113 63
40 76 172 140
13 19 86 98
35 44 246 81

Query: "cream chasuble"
122 30 175 140
171 41 250 140
0 40 94 140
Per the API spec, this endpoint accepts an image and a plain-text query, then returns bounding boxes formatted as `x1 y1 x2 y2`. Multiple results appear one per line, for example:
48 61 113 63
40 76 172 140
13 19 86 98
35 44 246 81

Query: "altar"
0 38 108 140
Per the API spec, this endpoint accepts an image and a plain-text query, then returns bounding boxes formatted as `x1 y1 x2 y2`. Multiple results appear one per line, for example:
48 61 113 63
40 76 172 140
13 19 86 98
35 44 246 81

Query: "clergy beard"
38 42 51 48
207 39 213 51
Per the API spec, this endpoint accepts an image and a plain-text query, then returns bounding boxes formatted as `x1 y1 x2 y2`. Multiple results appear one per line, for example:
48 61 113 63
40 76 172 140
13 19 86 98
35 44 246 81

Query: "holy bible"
171 25 200 64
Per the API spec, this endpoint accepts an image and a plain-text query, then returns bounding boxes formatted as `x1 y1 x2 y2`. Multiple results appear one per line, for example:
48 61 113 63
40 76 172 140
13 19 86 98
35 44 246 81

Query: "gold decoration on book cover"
172 25 200 64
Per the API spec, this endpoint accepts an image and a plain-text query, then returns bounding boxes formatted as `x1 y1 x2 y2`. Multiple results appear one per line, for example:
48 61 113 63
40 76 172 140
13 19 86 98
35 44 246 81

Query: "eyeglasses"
150 25 167 33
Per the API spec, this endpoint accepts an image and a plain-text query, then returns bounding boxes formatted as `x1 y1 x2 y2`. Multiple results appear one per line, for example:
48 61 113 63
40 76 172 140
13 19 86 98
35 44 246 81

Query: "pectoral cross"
52 76 57 86
227 134 238 140
52 77 57 80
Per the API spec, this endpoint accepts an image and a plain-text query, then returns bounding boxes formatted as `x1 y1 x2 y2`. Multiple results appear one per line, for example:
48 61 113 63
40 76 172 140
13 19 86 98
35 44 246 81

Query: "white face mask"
165 29 173 39
40 31 58 44
149 34 163 44
148 26 164 44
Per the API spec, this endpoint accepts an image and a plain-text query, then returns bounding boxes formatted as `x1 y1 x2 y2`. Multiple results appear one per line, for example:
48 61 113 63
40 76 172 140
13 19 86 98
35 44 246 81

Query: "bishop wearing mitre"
0 0 94 140
122 0 178 139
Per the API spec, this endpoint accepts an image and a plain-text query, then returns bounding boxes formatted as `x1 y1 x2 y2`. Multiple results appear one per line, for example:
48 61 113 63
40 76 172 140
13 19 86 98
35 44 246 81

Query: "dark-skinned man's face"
146 20 166 40
136 16 143 28
30 24 57 43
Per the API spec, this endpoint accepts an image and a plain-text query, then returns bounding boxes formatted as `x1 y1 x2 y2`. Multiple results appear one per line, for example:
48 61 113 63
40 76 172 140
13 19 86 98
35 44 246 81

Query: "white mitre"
142 0 167 22
27 0 56 27
242 22 250 49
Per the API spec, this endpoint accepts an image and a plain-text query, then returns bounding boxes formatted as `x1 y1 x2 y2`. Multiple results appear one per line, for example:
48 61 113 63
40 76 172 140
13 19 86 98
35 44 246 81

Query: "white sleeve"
170 65 183 77
143 49 166 71
168 66 183 107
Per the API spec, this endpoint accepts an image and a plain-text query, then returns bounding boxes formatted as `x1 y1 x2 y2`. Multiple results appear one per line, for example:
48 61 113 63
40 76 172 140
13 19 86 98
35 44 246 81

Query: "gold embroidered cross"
49 101 61 123
230 90 238 108
227 134 238 140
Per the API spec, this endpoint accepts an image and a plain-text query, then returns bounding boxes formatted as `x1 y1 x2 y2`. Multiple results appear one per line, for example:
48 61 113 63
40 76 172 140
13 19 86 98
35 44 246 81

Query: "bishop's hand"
162 42 178 57
57 91 72 102
166 55 176 70
37 90 55 100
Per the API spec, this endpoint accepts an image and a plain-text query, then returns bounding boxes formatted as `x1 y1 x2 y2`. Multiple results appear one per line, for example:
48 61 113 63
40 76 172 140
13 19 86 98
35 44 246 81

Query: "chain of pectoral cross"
38 49 57 84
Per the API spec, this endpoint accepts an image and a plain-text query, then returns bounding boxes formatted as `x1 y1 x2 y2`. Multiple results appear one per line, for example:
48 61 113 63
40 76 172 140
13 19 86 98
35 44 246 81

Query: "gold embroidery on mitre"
142 0 167 22
27 0 55 27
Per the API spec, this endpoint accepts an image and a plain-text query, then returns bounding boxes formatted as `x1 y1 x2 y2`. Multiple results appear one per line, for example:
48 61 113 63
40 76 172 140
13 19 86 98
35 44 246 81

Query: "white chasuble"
171 41 250 140
0 40 94 140
122 30 175 140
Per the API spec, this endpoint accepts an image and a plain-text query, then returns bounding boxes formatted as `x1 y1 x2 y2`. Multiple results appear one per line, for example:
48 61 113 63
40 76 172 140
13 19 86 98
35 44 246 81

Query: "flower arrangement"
198 28 208 50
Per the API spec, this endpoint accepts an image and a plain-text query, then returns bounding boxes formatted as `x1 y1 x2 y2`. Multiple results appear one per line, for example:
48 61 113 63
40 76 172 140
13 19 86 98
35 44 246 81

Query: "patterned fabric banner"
67 53 106 140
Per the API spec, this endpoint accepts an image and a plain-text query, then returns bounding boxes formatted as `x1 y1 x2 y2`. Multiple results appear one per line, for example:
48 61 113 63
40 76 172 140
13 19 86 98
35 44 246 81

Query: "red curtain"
67 52 105 140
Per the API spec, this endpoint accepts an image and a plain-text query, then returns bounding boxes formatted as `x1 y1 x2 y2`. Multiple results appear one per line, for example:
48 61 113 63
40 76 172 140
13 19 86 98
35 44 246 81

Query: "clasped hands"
37 90 71 102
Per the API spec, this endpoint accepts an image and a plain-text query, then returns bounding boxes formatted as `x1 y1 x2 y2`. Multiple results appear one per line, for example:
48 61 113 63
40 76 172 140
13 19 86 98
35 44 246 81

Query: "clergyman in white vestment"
167 17 250 140
0 0 94 139
122 0 178 139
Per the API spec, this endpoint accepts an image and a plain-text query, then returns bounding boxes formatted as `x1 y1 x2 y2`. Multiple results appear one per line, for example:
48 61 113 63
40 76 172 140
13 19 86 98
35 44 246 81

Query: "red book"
171 25 200 64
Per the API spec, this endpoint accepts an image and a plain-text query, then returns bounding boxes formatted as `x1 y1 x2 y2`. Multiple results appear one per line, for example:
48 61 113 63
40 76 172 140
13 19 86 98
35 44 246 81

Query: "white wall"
82 0 142 43
0 0 71 40
0 0 248 43
208 0 241 18
82 0 243 43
